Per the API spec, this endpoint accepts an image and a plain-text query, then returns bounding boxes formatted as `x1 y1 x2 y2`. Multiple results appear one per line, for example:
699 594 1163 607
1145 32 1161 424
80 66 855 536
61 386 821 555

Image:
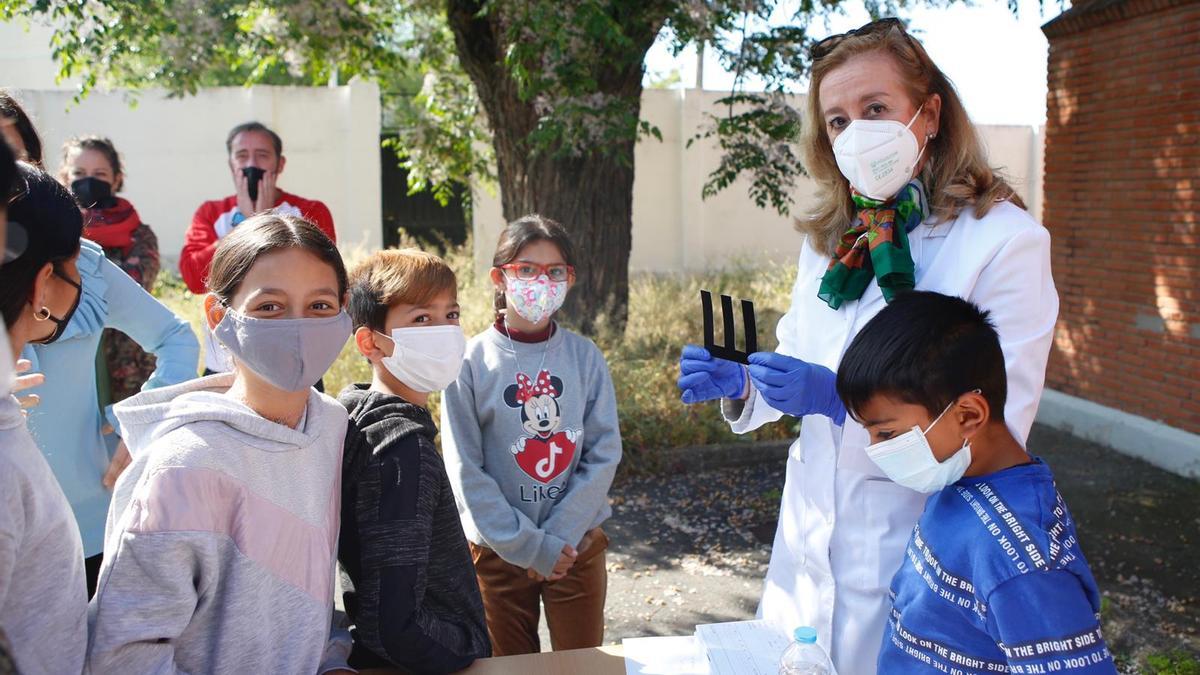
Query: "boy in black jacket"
338 248 490 673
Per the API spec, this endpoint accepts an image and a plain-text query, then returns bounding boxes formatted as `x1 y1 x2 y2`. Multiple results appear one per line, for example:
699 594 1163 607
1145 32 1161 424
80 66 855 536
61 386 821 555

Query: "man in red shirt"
180 121 337 374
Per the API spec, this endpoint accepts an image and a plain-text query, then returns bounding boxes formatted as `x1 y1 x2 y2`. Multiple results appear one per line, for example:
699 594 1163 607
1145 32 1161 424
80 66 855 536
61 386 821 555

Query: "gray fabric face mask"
212 307 352 392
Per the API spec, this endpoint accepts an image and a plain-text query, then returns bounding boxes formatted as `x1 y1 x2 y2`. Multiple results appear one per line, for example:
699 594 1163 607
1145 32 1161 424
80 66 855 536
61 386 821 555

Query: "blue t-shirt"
877 458 1116 674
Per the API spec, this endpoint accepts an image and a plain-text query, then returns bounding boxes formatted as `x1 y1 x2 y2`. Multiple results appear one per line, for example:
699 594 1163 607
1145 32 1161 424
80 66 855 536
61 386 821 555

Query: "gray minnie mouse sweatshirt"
440 325 622 578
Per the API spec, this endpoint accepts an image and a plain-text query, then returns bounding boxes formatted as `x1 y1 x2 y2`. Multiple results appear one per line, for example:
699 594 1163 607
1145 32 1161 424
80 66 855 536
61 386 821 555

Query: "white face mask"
865 396 973 494
377 324 467 393
833 104 929 201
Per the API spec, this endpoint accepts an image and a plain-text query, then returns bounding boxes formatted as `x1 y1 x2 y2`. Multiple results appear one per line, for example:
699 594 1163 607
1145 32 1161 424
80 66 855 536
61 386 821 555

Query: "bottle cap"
794 626 817 644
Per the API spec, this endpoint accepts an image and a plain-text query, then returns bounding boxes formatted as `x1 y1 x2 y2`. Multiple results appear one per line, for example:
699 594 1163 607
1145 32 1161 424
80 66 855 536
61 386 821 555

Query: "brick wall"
1042 0 1200 434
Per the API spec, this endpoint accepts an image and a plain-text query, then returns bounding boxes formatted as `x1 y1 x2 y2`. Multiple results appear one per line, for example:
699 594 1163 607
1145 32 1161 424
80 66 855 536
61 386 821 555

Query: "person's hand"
528 543 578 583
13 359 43 412
102 440 132 490
234 169 256 218
746 352 846 425
526 542 578 582
578 528 600 555
254 169 278 213
677 345 747 404
549 543 577 581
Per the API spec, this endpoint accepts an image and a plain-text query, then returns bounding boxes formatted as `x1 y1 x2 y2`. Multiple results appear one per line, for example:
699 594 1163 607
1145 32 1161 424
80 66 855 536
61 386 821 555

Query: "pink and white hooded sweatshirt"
87 373 350 674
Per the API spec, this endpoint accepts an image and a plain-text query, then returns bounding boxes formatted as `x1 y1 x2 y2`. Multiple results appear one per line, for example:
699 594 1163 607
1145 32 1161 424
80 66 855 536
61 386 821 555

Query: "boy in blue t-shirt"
836 291 1115 674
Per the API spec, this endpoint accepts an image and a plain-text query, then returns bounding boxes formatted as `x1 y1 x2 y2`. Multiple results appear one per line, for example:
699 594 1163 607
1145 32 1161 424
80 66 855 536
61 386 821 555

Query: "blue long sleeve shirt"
22 239 199 556
878 458 1116 674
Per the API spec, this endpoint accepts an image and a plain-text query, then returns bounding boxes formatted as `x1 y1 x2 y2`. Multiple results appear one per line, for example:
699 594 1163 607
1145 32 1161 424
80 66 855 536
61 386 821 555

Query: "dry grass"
153 237 798 466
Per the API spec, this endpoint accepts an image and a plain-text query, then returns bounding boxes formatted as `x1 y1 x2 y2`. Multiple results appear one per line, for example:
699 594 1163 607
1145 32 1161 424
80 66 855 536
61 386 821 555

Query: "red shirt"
178 190 336 294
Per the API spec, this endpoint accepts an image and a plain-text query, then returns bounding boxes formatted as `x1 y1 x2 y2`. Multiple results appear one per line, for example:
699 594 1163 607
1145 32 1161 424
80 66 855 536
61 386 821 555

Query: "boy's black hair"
836 291 1007 423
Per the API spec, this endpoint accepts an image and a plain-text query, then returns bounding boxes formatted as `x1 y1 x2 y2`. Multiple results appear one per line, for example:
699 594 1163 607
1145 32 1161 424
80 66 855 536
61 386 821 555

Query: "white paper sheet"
693 620 793 675
623 635 710 675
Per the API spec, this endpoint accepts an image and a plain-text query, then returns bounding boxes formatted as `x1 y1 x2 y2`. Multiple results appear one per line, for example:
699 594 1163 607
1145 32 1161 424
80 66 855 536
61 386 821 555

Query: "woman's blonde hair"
799 22 1024 255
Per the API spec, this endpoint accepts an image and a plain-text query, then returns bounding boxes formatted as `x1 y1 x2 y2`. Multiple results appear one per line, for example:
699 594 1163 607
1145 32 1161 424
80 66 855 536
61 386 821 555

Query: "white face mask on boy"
376 324 467 393
864 393 975 494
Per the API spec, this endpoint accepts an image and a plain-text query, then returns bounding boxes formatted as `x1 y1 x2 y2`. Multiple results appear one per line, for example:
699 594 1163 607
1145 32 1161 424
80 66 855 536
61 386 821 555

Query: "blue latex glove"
677 344 747 404
746 352 847 425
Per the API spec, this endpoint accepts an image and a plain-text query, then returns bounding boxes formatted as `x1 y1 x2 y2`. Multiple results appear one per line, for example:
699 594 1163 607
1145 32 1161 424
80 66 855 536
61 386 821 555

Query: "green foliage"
691 92 805 214
1146 651 1200 675
151 238 797 464
380 14 494 206
3 0 946 215
646 66 683 89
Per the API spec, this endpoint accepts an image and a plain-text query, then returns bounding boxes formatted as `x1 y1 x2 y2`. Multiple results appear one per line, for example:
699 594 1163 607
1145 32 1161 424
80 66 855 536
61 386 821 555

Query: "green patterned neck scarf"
817 180 926 310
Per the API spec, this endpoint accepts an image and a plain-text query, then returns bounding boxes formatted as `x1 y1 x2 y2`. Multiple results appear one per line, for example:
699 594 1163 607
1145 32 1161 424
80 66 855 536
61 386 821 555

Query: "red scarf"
83 197 141 251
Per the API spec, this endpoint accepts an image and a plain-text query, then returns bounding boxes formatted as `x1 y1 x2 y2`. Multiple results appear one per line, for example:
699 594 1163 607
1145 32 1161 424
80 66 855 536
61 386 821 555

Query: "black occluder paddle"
700 290 758 365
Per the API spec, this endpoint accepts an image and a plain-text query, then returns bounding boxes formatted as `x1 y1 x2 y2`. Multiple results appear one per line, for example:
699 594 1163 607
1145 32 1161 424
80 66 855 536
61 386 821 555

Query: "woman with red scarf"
58 135 161 403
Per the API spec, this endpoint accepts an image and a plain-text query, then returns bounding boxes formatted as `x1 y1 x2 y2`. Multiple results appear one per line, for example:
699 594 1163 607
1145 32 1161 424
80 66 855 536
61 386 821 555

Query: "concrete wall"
0 20 61 90
7 83 383 260
473 88 1043 273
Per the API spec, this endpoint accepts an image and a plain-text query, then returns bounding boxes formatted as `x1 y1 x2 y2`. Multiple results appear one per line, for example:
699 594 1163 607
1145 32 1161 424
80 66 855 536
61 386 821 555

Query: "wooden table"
462 645 627 674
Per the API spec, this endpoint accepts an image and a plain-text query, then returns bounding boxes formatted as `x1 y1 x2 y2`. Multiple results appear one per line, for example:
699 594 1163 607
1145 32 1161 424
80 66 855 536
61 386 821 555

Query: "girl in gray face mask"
88 214 356 675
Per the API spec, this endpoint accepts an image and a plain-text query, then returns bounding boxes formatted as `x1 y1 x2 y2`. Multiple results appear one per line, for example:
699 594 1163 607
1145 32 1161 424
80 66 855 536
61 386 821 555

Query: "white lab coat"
725 200 1058 674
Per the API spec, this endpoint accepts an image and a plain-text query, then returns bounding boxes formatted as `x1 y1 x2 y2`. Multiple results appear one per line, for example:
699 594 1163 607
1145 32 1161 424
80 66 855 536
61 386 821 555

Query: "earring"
33 307 51 321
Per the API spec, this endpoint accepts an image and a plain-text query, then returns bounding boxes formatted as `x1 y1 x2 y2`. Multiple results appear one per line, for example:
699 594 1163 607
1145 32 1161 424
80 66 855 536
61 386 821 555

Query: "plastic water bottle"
778 626 834 675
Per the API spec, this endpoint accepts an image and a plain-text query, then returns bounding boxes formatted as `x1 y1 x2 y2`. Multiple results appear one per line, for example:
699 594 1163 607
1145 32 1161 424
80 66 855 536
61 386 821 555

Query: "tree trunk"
497 135 638 336
447 0 660 336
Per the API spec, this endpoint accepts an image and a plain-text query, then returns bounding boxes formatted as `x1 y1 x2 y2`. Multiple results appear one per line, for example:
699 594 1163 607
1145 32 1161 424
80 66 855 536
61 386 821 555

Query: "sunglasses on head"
809 17 907 62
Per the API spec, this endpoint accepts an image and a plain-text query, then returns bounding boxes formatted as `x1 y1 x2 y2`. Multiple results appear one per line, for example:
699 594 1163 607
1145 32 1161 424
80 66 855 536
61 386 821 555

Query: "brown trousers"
469 528 609 656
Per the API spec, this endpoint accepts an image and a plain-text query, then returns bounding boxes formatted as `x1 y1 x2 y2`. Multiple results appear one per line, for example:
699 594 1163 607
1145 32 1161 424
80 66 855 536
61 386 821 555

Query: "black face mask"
70 177 118 210
31 269 83 345
241 166 266 203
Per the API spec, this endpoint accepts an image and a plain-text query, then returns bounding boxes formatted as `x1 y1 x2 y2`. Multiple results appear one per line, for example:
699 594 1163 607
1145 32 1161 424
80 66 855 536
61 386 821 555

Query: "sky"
643 0 1061 126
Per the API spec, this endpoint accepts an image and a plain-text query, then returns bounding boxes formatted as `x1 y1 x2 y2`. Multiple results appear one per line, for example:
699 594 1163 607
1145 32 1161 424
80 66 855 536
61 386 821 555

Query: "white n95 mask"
377 324 467 393
865 395 972 494
833 104 928 201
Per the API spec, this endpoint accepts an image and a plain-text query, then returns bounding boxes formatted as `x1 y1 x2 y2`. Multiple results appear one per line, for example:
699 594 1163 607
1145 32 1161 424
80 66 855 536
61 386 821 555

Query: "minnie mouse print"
504 370 583 498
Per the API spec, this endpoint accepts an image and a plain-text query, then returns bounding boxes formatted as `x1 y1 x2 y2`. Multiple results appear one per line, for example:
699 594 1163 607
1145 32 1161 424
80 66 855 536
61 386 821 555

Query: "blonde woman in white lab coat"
677 19 1058 674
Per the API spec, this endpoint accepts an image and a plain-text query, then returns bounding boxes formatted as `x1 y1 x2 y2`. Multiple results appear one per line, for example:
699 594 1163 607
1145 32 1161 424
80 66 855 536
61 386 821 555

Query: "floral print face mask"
505 273 568 325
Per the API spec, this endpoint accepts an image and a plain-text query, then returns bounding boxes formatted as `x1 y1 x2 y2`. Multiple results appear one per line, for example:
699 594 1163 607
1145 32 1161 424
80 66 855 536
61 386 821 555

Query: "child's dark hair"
836 291 1008 423
492 214 576 315
1 164 84 326
59 135 124 190
207 213 347 305
0 90 44 166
